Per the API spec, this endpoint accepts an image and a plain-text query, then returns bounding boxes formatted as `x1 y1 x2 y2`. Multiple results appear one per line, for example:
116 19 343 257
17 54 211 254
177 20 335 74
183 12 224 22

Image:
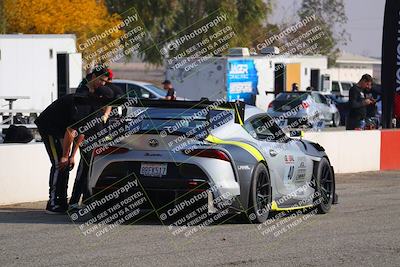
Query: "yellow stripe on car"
270 201 313 211
205 135 264 162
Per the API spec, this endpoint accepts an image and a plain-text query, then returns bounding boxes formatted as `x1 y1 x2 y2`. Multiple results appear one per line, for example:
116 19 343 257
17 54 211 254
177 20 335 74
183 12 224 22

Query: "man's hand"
58 156 69 169
68 156 75 171
365 99 373 105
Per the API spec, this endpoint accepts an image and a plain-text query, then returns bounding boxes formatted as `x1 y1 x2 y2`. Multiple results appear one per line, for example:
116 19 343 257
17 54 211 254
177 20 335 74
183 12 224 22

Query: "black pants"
40 131 69 207
69 151 91 205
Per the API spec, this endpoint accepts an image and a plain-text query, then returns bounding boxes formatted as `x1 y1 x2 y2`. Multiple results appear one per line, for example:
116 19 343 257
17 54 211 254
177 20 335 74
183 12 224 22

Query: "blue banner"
226 59 258 105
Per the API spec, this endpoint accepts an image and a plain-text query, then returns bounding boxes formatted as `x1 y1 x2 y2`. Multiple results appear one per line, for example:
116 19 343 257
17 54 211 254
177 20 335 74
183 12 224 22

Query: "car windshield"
341 83 352 91
144 84 167 97
127 108 233 138
275 93 309 102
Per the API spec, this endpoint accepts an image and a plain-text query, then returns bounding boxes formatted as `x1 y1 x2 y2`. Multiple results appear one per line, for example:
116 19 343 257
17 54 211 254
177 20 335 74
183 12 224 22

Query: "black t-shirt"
35 93 107 138
348 85 367 120
166 88 176 100
35 94 81 137
75 83 90 94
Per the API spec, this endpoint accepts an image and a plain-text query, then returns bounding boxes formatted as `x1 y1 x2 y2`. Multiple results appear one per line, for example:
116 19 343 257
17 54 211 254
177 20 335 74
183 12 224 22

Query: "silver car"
267 92 341 128
87 100 337 223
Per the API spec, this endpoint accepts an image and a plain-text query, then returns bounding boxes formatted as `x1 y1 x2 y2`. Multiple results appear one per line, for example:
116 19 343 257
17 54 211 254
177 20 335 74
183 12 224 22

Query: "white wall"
304 130 381 173
0 143 79 205
325 64 374 83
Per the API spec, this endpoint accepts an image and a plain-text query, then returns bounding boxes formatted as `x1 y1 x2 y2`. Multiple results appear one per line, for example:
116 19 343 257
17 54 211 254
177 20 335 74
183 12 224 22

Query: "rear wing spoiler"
127 99 246 125
76 96 246 125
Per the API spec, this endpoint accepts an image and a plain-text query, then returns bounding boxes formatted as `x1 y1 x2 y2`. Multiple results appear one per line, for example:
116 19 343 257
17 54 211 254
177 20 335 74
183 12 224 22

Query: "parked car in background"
331 81 354 98
112 79 169 99
325 94 348 126
267 92 341 128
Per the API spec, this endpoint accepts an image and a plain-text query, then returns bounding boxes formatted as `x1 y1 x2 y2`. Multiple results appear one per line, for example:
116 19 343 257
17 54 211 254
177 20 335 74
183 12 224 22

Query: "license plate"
281 105 291 111
140 163 167 177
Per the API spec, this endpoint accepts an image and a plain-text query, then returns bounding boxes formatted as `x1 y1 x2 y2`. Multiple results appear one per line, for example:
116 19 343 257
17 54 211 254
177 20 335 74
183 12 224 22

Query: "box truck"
166 48 328 111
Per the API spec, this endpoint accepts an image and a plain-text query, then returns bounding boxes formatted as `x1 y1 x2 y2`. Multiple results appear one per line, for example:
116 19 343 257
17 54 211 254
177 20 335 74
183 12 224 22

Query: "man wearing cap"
69 86 115 210
162 80 176 100
76 65 110 95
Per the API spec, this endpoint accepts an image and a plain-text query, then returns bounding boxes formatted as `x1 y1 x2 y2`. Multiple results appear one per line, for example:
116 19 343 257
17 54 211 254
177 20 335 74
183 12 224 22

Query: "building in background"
326 51 381 84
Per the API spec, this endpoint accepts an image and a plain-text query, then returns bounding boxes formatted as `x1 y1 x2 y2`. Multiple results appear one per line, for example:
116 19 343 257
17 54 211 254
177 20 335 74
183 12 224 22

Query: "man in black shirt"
69 86 115 209
162 80 176 100
36 66 109 214
346 74 374 130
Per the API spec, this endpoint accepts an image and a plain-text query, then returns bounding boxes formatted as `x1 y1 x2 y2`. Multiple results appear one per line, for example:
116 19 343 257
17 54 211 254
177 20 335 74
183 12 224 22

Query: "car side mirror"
142 93 150 99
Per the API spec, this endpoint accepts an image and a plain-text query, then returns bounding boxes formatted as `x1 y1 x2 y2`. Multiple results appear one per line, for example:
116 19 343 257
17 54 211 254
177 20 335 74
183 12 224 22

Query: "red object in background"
107 68 113 80
380 130 400 170
394 93 400 119
301 101 310 109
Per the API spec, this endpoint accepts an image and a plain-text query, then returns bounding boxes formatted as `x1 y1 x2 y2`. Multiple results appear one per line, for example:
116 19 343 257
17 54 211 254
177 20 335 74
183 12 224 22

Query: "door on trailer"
285 63 301 92
57 53 68 98
310 69 320 91
274 63 285 96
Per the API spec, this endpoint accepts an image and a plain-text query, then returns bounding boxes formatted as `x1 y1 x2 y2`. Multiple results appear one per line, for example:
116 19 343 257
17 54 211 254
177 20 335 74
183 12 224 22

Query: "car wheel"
314 158 335 214
332 112 340 127
249 163 272 223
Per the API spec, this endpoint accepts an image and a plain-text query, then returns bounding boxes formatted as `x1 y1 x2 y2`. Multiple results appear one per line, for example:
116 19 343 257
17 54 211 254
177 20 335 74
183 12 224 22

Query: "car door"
317 93 333 121
311 93 328 122
243 115 314 198
127 84 156 99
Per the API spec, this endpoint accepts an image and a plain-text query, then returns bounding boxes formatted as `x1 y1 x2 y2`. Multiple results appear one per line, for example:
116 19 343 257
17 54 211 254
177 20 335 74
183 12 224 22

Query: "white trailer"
166 53 328 111
0 34 82 112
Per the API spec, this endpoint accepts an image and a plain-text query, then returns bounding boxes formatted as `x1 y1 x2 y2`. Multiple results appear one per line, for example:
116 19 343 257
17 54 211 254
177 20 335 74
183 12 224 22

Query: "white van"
331 81 354 98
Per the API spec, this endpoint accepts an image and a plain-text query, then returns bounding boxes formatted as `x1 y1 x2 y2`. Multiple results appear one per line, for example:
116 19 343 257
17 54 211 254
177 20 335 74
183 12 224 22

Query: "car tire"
332 112 340 127
248 163 272 223
314 158 335 214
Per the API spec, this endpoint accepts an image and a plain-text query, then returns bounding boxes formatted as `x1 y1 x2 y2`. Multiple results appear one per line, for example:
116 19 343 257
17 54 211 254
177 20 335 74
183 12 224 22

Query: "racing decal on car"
284 165 295 185
238 165 251 170
284 155 294 164
295 157 307 183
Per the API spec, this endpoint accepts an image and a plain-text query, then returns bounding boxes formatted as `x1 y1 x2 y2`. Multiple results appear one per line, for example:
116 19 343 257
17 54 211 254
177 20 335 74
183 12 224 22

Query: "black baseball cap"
91 64 109 77
162 79 171 85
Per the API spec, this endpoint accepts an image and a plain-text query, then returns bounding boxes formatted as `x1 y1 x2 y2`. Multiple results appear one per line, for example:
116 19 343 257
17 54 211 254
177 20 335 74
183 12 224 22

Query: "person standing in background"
162 80 176 100
346 74 374 130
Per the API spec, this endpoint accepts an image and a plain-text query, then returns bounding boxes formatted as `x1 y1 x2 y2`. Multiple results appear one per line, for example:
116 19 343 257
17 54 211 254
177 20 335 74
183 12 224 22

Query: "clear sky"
269 0 386 58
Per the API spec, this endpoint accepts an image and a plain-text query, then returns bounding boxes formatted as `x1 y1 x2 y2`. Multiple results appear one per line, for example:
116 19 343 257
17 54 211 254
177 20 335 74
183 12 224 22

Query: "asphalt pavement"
0 171 399 266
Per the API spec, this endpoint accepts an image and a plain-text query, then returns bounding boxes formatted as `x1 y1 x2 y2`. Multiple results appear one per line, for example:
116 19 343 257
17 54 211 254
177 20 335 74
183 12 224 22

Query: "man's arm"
59 127 77 169
165 88 173 100
103 106 112 123
68 134 85 170
349 87 370 108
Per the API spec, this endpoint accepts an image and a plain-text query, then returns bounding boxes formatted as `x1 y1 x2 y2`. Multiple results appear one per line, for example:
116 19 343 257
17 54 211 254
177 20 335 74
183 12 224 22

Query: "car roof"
112 79 154 86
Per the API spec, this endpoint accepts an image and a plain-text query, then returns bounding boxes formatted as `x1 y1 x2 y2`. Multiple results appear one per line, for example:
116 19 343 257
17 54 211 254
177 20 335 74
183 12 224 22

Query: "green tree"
0 0 6 34
298 0 349 65
105 0 273 65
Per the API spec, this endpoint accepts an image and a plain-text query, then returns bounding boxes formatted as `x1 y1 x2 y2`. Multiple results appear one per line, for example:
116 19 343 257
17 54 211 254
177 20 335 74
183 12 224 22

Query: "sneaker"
68 203 80 212
45 205 67 214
